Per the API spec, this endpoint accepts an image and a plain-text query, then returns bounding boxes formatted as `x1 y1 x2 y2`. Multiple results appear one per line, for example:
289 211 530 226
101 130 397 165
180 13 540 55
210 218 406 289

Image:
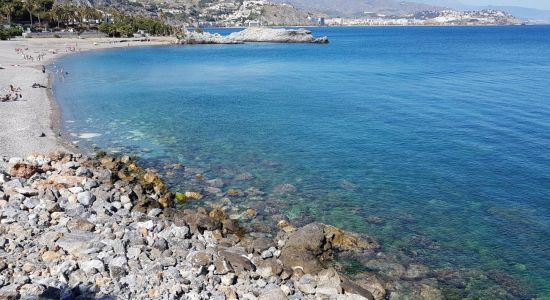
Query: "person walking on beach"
42 65 46 73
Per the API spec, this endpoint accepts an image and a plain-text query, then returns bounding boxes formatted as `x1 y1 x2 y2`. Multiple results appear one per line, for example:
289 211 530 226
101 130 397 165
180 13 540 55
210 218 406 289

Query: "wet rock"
243 208 257 219
206 179 224 188
277 220 295 233
221 219 242 235
235 172 253 181
280 223 325 274
403 264 429 280
273 183 297 194
226 188 242 197
183 211 222 233
487 269 534 299
285 223 325 254
209 208 226 220
132 197 162 214
341 274 375 300
365 259 406 278
353 276 386 300
419 283 443 300
324 224 377 251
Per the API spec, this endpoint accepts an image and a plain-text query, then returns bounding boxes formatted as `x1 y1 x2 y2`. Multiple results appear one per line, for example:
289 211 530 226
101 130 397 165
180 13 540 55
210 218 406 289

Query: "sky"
458 0 550 10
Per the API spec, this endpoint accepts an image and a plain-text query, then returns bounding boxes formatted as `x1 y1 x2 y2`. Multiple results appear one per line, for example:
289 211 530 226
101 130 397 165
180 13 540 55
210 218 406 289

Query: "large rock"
280 223 377 275
340 274 375 300
228 28 329 44
181 27 329 45
324 224 377 251
285 223 326 254
279 223 326 274
218 250 256 272
279 248 324 275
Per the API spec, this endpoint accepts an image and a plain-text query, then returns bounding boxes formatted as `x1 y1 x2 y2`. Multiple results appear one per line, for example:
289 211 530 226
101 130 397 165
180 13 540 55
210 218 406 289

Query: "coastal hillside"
269 0 443 17
52 0 315 27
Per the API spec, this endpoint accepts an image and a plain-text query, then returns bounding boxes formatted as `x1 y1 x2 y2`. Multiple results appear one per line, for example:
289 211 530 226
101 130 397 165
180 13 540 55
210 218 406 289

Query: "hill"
269 0 443 17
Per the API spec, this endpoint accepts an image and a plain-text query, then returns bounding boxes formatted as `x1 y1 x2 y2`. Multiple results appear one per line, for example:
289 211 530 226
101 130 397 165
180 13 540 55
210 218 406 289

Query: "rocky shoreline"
0 152 448 299
180 28 329 45
1 37 535 300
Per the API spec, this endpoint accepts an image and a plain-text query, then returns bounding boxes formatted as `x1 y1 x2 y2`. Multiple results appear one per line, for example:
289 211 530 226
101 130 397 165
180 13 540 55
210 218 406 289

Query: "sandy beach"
0 36 176 169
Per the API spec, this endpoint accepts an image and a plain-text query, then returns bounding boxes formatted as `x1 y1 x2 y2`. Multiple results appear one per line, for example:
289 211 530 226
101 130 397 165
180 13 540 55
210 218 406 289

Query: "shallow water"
54 26 550 297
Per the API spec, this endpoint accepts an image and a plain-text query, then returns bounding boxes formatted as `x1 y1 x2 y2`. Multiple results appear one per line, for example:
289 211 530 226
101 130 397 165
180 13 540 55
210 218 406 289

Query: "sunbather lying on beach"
32 83 48 89
1 85 23 102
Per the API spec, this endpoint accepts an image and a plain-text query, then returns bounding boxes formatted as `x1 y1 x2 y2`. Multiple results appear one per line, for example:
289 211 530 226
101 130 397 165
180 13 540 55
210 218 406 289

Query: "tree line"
0 0 178 39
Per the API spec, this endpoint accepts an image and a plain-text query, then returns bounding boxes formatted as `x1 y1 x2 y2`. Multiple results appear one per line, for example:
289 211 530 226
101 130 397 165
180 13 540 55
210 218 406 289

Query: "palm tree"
0 0 15 25
49 3 64 28
158 10 167 35
35 0 47 28
22 0 37 26
82 6 100 29
64 4 77 26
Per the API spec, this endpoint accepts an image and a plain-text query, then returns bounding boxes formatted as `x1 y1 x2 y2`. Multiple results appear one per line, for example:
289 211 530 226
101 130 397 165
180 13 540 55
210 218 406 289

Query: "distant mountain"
269 0 444 17
478 6 550 21
414 0 550 21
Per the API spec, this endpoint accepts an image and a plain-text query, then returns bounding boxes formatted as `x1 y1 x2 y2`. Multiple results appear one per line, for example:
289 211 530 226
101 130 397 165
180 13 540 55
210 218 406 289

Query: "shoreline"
0 34 538 299
0 36 177 169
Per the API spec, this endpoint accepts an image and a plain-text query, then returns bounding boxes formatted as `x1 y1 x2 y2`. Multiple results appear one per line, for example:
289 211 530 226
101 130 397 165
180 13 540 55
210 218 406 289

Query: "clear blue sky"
459 0 550 10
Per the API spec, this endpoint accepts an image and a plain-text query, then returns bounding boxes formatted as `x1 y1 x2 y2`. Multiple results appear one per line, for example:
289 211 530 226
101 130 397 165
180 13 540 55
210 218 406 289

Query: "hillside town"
325 9 523 26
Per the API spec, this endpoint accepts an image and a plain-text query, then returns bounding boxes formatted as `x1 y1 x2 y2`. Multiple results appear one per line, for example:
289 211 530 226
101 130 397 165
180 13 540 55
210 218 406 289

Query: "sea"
53 26 550 298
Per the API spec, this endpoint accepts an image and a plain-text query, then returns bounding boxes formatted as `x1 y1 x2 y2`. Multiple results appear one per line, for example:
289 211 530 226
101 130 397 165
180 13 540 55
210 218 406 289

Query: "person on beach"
42 65 46 73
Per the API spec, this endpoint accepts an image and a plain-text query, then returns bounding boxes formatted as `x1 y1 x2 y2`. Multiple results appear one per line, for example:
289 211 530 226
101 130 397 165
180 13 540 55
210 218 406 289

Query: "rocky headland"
0 152 448 299
180 28 329 45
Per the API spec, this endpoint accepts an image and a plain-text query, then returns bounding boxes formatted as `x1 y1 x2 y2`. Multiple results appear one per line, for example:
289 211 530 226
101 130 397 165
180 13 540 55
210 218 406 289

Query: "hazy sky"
459 0 550 10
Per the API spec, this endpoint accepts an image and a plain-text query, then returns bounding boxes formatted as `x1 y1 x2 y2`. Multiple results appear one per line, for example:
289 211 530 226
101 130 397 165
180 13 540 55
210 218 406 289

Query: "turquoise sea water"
54 26 550 297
